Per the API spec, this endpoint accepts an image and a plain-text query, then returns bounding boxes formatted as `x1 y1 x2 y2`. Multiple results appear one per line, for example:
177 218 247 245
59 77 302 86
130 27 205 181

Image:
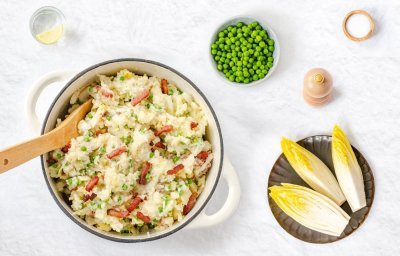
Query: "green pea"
227 26 233 31
268 46 275 51
224 45 230 51
232 27 237 34
253 74 259 80
251 31 258 38
235 41 241 46
256 25 262 31
223 64 228 69
217 64 223 71
237 22 243 27
255 46 261 52
225 38 231 45
235 77 241 82
237 61 242 66
228 32 233 38
237 33 243 38
229 75 235 81
251 21 258 27
259 41 266 48
211 43 217 49
267 52 272 57
229 61 234 67
244 78 250 84
218 32 224 38
255 35 262 42
267 62 273 68
219 44 224 49
254 52 260 57
218 37 224 43
263 48 269 54
214 56 220 61
249 69 255 75
220 57 225 62
268 39 274 46
249 58 254 63
247 63 252 68
232 66 237 72
268 57 274 62
243 56 249 61
256 69 261 74
249 49 254 55
238 52 243 57
211 49 217 55
248 38 254 43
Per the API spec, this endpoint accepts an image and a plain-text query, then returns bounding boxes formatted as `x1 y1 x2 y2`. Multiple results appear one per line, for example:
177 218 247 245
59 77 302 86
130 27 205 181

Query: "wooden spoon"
0 99 93 174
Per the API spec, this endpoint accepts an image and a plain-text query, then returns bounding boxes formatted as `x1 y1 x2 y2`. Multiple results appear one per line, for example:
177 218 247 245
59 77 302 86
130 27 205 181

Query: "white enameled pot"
26 59 240 242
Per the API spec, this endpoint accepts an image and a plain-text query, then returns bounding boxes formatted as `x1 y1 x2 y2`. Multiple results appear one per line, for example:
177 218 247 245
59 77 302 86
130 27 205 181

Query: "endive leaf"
269 183 350 237
281 138 346 205
332 125 366 212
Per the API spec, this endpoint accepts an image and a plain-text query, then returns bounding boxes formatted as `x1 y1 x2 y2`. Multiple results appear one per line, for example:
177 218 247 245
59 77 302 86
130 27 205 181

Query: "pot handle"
186 156 240 229
26 71 76 133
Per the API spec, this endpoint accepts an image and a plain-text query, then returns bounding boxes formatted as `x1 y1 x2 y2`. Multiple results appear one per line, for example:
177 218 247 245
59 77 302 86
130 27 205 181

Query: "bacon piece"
85 176 99 192
61 143 71 153
106 146 126 159
183 192 198 215
155 142 166 149
46 158 57 165
196 151 209 160
83 193 97 202
95 85 101 91
127 196 142 212
136 212 151 223
101 90 113 98
154 125 173 136
95 129 107 136
107 209 129 218
131 89 150 106
139 162 152 185
167 164 184 175
190 122 198 129
161 79 168 94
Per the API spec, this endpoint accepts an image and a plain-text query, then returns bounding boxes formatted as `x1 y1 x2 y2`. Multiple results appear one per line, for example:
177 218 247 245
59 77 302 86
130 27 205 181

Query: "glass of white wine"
30 6 65 45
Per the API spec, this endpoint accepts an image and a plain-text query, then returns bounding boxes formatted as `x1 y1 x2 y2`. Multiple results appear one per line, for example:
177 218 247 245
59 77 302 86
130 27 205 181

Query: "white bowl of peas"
210 17 280 86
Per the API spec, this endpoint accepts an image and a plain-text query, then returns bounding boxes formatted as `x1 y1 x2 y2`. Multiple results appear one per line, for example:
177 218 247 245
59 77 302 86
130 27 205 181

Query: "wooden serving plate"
267 135 375 243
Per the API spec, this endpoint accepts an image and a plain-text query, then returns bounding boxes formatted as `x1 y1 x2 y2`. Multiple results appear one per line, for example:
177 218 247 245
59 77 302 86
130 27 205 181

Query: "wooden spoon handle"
0 132 59 174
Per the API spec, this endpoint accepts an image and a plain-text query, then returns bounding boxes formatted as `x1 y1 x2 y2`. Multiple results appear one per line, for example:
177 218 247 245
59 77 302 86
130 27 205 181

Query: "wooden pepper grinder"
303 68 333 106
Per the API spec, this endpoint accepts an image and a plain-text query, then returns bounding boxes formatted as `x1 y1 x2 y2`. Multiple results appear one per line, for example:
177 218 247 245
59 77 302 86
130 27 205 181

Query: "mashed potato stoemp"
47 70 213 235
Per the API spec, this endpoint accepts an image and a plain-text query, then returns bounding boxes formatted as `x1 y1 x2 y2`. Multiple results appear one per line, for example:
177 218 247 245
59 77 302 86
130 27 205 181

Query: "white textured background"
0 0 398 255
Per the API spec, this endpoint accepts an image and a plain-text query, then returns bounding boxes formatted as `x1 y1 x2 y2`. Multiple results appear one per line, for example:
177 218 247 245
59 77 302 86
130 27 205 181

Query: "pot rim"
40 58 224 242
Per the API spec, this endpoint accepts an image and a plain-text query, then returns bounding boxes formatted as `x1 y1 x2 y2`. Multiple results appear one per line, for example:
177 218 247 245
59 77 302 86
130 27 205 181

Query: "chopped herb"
146 103 151 109
148 94 153 101
158 206 163 213
106 116 112 121
122 184 128 191
177 88 183 94
187 178 193 185
88 130 94 137
168 89 174 95
87 112 93 119
66 178 73 185
118 196 122 202
124 124 129 129
88 86 94 93
120 76 125 81
149 152 154 158
145 171 151 182
173 156 180 163
81 146 87 152
56 153 62 159
99 147 106 153
84 137 91 142
121 230 130 235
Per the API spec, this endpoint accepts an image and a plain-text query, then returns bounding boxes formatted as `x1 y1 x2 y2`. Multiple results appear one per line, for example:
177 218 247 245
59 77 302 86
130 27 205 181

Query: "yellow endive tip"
281 138 312 172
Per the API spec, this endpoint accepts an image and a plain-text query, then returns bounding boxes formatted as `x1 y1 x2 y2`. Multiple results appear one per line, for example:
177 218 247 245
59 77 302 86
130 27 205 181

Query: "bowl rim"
40 58 224 242
209 15 281 87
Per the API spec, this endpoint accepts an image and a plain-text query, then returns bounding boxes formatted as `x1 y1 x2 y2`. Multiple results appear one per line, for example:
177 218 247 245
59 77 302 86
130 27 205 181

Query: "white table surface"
0 0 398 255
